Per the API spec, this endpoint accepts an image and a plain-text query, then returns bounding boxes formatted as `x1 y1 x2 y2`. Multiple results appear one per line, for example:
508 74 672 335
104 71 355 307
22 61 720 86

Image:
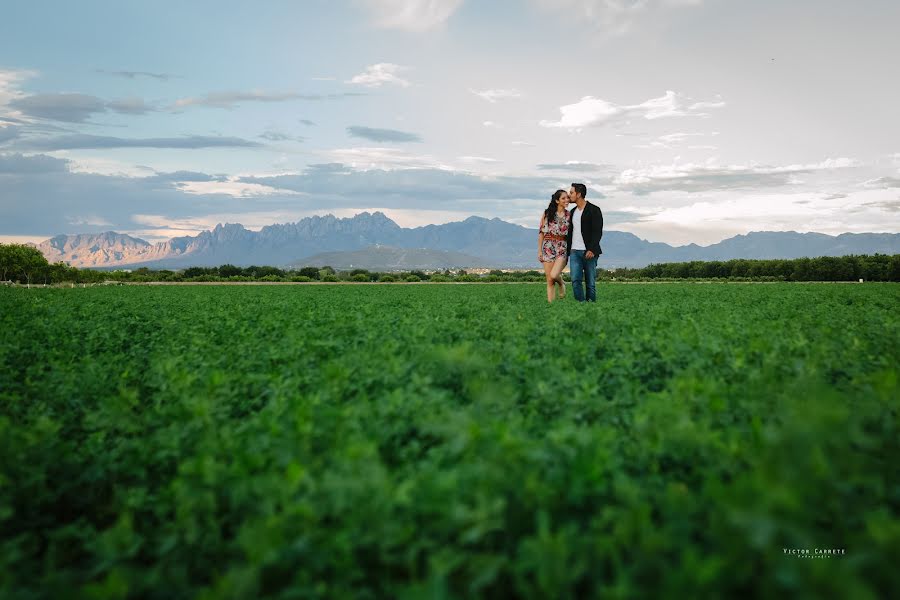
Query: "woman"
538 189 571 303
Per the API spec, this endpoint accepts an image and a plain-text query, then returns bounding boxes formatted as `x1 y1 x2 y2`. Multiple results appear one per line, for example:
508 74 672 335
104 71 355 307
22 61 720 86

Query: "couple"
538 182 604 303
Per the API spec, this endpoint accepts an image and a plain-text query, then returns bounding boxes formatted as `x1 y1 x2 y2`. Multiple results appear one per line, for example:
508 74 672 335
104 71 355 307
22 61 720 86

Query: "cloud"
0 125 21 143
613 157 860 195
2 151 895 247
172 90 364 109
470 88 523 103
346 63 411 88
105 97 154 115
68 215 114 227
9 92 156 122
347 125 423 143
362 0 464 32
96 70 175 81
240 164 564 203
863 176 900 189
536 161 606 172
540 91 725 130
142 170 229 184
0 150 570 239
0 152 70 173
512 140 536 147
861 199 900 213
458 156 500 163
259 131 306 142
0 160 319 237
19 134 262 151
299 119 316 126
325 147 449 170
483 121 501 128
0 69 36 119
634 188 899 240
533 0 704 35
10 93 106 122
174 179 306 198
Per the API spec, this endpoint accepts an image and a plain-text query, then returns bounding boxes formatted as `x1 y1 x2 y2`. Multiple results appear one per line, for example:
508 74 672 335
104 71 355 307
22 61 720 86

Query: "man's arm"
585 205 604 258
593 206 604 245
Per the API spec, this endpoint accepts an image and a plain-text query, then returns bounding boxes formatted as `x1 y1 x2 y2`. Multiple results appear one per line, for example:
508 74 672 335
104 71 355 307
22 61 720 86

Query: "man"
565 182 603 302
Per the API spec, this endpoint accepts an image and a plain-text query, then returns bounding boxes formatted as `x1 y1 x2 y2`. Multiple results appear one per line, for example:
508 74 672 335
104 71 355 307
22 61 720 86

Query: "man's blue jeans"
569 250 598 302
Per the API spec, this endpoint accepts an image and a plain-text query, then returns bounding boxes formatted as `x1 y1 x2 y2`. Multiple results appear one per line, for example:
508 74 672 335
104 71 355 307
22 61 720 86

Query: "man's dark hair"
571 183 587 199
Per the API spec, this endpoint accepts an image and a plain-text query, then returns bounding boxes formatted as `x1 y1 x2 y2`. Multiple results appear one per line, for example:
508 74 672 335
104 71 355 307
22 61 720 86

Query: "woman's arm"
538 214 545 260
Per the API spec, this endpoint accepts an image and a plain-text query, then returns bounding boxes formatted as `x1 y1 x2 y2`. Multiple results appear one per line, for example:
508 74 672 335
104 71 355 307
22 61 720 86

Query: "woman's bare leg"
550 257 567 299
543 262 555 303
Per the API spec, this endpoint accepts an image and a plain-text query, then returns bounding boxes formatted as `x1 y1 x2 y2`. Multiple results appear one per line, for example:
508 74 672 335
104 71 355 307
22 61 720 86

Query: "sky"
1 0 899 246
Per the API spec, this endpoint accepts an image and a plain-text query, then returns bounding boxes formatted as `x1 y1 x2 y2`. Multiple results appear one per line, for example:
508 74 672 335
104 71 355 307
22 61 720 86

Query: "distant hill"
37 231 151 267
34 211 900 269
289 245 489 270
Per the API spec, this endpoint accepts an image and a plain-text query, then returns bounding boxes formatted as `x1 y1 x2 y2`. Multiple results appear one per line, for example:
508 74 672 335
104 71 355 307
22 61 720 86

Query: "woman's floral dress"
539 211 570 263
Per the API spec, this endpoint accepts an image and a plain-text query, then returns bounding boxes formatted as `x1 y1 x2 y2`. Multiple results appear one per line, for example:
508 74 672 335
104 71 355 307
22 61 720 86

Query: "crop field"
1 283 898 599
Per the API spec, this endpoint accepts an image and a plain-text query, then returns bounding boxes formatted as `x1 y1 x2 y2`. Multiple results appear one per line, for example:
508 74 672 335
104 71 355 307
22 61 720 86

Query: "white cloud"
68 215 114 227
613 186 899 245
533 0 704 35
458 156 500 163
470 88 523 103
325 146 452 171
770 157 861 172
613 157 861 194
862 176 900 189
511 140 536 147
175 178 306 198
172 90 361 109
645 189 898 231
346 63 411 88
0 68 37 121
362 0 464 32
540 90 724 130
60 154 155 177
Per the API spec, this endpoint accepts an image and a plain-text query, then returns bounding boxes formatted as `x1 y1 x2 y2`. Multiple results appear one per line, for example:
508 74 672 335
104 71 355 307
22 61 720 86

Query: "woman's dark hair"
544 189 567 226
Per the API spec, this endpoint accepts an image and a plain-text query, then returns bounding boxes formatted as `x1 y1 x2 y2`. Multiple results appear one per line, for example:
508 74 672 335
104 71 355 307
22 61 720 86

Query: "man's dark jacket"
566 201 604 256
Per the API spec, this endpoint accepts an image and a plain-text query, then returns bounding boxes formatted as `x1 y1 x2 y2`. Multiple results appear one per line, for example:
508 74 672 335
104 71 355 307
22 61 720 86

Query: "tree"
218 264 242 277
0 243 20 281
183 266 215 278
0 244 50 285
48 262 77 284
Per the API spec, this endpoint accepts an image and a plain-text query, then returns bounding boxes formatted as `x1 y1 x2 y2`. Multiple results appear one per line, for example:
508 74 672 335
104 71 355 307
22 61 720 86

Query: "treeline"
0 245 548 284
612 254 900 282
3 244 899 284
101 265 550 283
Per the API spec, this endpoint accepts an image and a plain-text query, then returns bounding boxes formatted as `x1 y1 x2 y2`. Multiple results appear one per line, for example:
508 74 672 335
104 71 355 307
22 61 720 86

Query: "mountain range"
33 212 900 270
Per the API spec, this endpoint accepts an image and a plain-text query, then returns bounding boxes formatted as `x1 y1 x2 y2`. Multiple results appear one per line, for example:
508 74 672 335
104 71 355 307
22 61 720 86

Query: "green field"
1 283 898 599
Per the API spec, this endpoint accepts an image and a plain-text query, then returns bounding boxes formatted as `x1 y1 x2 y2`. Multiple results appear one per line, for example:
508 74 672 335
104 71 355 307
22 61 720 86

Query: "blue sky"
1 0 899 245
